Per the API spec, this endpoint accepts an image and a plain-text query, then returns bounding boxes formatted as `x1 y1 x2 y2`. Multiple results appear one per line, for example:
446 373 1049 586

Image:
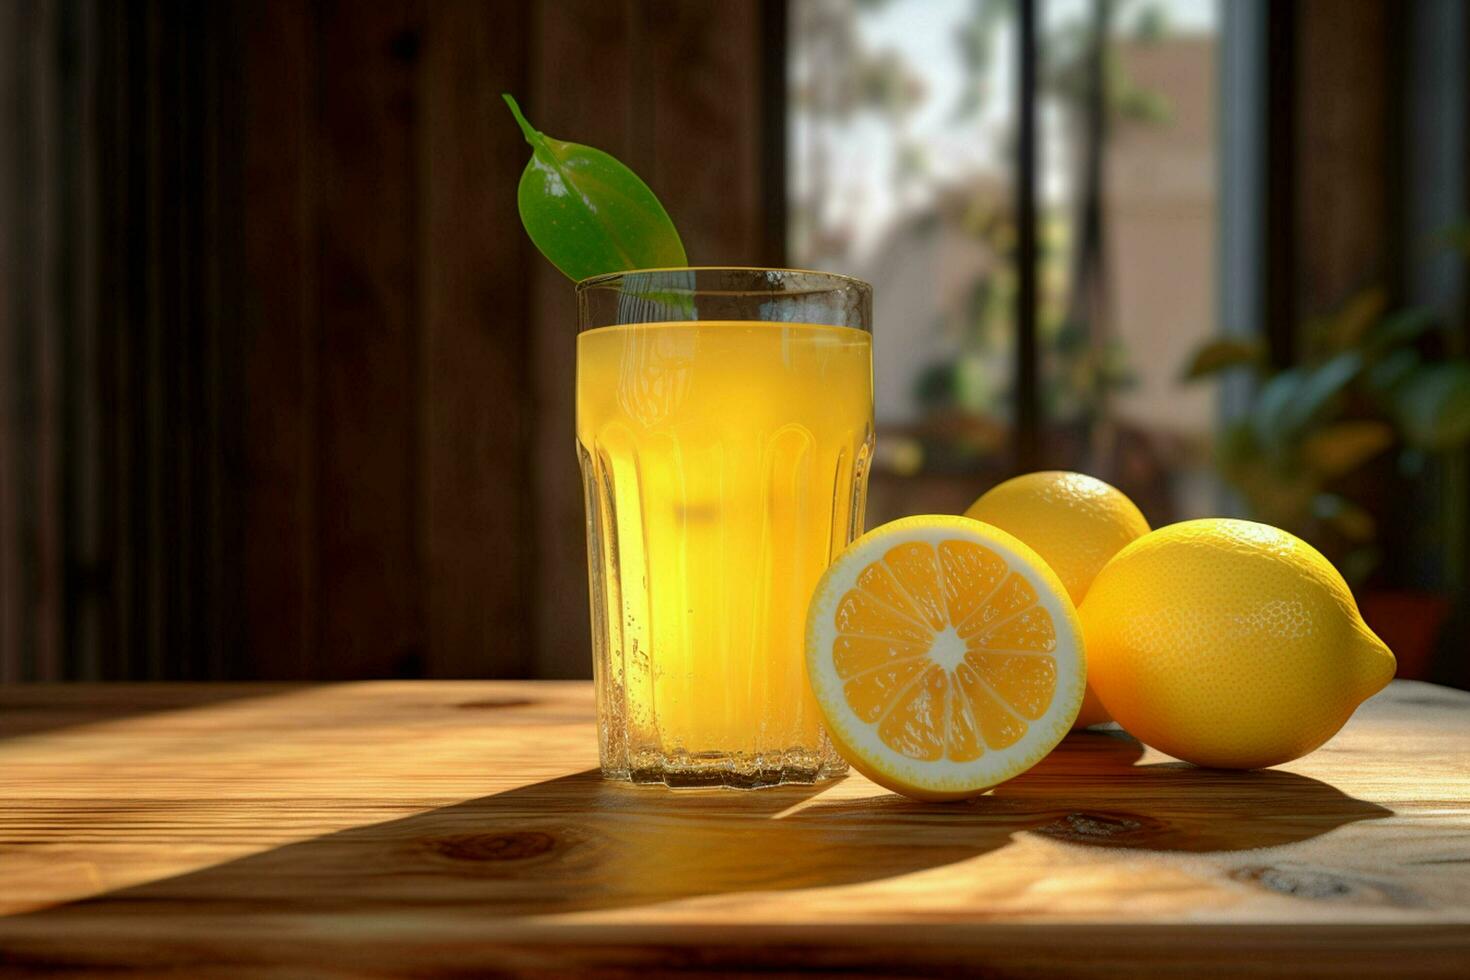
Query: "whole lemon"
965 471 1151 728
1079 518 1396 769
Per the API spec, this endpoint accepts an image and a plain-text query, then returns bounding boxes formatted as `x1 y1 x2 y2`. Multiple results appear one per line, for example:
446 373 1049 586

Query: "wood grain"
0 0 35 680
418 0 532 679
642 0 765 264
240 0 320 680
315 0 424 679
1293 0 1397 321
0 680 1466 976
0 0 245 682
0 0 66 681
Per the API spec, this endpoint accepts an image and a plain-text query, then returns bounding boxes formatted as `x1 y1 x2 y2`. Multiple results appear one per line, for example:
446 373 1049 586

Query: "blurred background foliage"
1186 236 1470 585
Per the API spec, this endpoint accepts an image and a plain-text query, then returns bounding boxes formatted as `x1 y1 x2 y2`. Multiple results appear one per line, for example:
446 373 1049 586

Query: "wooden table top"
0 680 1467 977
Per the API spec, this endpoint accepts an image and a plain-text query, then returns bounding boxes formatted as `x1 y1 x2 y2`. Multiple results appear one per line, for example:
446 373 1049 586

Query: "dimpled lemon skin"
965 471 1150 728
1079 519 1396 769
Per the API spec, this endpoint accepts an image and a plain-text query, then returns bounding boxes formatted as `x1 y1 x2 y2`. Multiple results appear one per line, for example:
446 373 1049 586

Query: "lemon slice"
806 515 1086 800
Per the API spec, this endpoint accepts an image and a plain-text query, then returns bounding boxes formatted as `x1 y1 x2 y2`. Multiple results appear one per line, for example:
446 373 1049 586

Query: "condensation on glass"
576 268 875 787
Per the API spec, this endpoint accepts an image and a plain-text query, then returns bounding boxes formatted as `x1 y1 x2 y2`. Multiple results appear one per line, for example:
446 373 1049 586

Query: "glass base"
601 749 849 789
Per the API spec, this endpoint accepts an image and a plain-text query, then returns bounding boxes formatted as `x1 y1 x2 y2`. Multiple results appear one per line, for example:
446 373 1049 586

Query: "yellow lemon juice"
576 320 873 784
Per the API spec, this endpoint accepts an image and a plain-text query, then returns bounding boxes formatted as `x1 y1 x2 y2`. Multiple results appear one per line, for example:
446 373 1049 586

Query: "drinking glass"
576 268 874 787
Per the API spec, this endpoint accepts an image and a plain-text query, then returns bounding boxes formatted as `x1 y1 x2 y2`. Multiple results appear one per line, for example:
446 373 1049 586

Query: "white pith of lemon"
805 515 1086 800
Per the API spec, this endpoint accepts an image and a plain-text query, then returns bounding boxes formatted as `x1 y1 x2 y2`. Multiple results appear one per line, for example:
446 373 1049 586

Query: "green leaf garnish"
503 94 688 282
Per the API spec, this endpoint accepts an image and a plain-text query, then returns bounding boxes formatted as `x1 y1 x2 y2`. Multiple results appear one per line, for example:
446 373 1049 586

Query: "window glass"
789 0 1222 523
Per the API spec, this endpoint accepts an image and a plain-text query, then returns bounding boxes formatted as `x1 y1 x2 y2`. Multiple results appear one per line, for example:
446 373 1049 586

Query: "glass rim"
575 265 872 294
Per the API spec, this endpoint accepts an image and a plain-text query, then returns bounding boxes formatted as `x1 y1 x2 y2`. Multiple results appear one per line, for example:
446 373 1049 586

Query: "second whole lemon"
964 471 1150 728
1079 518 1396 769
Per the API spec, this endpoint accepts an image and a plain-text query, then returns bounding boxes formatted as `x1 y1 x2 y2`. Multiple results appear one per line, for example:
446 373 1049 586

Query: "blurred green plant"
1184 271 1470 583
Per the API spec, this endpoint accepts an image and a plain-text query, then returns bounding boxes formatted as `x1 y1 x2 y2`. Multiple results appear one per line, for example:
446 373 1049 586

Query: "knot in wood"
423 831 556 862
1037 810 1170 844
1228 864 1418 907
455 698 535 710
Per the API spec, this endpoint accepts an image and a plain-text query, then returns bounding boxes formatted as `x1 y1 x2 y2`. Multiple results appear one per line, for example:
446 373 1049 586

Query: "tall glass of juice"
576 268 874 788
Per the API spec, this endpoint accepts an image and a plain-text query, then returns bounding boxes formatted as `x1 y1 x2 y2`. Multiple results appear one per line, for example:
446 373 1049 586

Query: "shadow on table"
1001 732 1394 852
0 731 1390 927
798 730 1392 854
0 684 292 741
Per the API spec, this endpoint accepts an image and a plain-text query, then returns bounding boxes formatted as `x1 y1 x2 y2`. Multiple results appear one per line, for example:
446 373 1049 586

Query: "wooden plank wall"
0 0 784 680
1 0 242 681
1290 0 1401 323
